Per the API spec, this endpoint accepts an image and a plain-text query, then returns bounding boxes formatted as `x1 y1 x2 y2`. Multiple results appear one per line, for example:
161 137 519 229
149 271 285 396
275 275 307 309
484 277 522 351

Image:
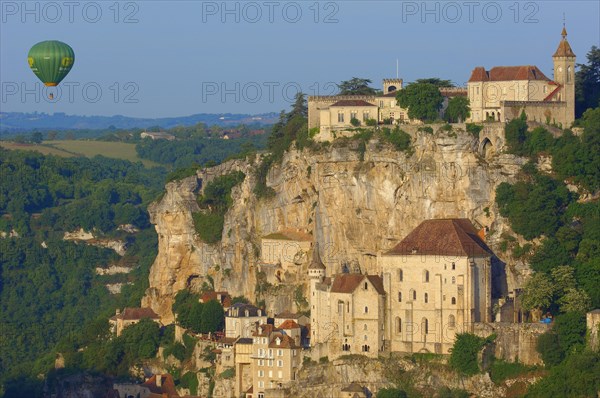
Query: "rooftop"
468 65 550 82
386 218 492 257
111 307 160 321
330 273 385 295
330 99 377 107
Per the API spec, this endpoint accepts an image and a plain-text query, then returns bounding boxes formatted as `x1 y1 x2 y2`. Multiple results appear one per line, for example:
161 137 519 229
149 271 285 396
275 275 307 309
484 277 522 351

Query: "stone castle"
308 26 576 141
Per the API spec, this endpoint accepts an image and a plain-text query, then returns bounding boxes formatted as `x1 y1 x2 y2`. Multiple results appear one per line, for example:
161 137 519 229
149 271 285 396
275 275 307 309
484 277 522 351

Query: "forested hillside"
0 150 166 393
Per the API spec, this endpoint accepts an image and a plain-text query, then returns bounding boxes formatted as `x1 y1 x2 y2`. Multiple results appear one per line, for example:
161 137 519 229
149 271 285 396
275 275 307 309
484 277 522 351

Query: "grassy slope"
0 140 160 168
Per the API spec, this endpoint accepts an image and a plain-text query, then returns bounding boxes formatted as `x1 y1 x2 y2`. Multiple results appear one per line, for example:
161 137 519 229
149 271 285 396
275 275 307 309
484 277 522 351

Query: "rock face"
143 128 528 323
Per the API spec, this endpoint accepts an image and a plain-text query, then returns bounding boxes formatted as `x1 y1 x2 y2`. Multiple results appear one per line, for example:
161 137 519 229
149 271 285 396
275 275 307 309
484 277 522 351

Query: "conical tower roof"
553 26 576 58
309 243 326 270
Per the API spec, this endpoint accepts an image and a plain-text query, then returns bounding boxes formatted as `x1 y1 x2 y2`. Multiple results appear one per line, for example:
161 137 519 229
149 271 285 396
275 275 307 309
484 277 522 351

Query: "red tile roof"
143 374 179 398
386 219 492 257
330 100 377 107
468 66 550 82
553 28 576 58
269 333 298 349
279 319 300 329
114 307 160 321
330 274 385 295
200 291 232 307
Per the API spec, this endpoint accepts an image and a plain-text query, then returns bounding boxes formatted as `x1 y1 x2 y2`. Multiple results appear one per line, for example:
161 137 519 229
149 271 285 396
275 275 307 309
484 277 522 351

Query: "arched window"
398 269 403 282
410 289 416 300
364 324 368 331
422 317 429 334
452 276 456 284
424 293 429 303
424 270 429 283
364 306 369 314
398 292 402 302
448 315 456 328
452 262 455 270
451 297 456 305
396 317 402 334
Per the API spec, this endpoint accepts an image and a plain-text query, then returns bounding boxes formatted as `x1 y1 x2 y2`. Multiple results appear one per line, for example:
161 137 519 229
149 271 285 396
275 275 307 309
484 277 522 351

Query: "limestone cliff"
143 126 528 323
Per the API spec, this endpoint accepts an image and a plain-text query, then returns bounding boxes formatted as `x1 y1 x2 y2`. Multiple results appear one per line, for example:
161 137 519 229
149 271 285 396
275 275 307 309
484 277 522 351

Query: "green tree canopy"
575 46 600 118
449 333 487 376
415 78 454 87
337 77 378 95
444 96 471 123
396 83 444 122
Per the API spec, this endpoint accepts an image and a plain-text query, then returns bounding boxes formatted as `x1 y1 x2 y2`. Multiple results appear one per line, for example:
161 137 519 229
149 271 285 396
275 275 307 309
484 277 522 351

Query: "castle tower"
383 79 403 94
308 243 326 344
308 243 326 283
552 25 576 125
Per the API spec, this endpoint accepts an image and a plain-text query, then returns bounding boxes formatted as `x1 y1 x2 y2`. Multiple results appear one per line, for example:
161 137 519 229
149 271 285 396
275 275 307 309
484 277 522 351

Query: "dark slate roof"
386 219 492 257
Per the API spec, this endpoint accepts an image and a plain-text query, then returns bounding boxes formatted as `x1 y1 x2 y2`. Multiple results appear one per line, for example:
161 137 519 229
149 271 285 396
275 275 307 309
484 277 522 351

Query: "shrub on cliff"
449 333 487 376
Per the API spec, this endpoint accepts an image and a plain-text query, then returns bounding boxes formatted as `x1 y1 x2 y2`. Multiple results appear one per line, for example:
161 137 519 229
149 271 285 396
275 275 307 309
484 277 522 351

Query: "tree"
376 388 407 398
558 288 591 313
201 300 225 333
337 77 378 95
415 78 454 87
449 333 487 375
575 46 600 118
396 83 444 122
444 96 471 123
521 273 555 313
30 132 43 143
536 332 564 367
554 311 586 352
288 92 307 120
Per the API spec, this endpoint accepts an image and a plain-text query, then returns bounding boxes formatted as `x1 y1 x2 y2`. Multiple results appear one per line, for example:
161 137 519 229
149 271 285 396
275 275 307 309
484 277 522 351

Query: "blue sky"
1 0 599 118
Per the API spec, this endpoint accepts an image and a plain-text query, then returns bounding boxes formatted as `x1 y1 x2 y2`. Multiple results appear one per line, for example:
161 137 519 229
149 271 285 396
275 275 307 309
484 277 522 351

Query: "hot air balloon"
28 40 75 99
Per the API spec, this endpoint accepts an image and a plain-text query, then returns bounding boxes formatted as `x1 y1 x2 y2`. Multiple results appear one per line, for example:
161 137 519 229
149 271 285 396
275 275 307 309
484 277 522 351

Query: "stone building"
467 26 576 127
309 246 387 358
378 218 493 354
247 324 301 398
109 307 161 337
308 78 418 141
225 303 268 338
260 229 312 282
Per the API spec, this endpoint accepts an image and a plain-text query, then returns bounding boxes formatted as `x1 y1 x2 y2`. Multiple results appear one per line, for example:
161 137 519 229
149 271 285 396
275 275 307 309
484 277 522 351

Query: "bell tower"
552 24 576 125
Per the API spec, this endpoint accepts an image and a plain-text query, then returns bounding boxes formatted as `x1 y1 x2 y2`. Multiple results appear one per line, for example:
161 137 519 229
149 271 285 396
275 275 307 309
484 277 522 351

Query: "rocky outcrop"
63 228 127 256
143 128 529 323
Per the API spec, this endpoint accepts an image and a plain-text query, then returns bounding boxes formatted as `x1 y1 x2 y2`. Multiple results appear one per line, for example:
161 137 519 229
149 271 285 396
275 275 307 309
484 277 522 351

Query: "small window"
364 324 368 331
448 315 456 328
338 112 344 123
452 297 456 305
452 262 455 270
452 276 456 284
350 111 357 120
364 282 368 290
398 291 402 302
396 317 402 333
412 290 416 300
364 306 369 313
398 269 403 282
424 270 429 283
422 318 429 334
363 111 370 121
424 293 428 303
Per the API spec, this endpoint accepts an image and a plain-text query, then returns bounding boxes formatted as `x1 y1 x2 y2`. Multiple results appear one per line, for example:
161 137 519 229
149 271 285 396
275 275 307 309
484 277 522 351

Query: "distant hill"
0 111 279 132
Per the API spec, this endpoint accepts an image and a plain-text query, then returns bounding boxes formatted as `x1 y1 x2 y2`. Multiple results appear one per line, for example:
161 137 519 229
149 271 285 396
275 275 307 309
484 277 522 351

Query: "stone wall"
473 322 550 365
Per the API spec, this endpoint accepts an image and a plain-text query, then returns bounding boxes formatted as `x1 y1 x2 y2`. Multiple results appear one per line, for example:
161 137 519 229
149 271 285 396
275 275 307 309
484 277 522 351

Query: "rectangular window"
277 349 283 356
338 112 344 123
363 111 369 121
258 381 264 388
268 370 273 378
258 370 264 377
259 359 264 366
350 111 357 120
277 360 283 367
278 370 283 379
